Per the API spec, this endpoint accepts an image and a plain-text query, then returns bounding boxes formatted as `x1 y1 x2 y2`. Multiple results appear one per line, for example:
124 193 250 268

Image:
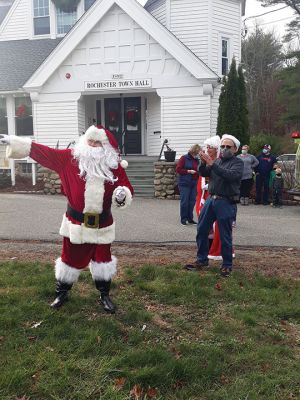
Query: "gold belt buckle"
84 212 100 229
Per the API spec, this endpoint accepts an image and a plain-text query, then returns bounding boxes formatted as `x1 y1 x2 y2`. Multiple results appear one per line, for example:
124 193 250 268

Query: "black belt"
67 204 111 229
210 194 227 200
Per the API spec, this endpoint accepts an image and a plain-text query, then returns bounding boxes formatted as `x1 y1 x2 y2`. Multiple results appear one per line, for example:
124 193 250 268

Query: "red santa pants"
61 237 112 270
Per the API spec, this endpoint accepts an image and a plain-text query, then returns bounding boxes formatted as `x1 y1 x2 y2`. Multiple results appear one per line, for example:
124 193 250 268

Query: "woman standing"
237 145 259 205
176 144 200 225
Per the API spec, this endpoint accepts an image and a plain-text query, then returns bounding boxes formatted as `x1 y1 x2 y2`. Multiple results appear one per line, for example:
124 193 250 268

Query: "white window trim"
31 0 51 38
218 33 232 76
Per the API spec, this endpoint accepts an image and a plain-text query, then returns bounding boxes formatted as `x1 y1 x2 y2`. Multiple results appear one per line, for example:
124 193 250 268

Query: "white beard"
73 136 119 183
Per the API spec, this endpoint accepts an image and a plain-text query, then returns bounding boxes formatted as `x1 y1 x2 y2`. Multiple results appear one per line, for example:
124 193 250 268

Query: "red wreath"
108 111 118 126
127 109 138 126
16 104 27 118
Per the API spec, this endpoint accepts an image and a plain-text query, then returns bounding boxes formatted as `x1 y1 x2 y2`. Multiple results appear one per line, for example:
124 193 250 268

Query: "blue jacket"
255 153 277 176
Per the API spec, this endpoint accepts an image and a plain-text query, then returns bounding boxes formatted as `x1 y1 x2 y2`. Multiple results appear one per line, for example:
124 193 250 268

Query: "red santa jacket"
6 138 133 245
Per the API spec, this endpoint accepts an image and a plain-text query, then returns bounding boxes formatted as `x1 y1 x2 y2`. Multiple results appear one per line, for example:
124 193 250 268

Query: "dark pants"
255 174 269 204
273 189 282 206
240 178 253 198
178 182 197 223
196 198 237 268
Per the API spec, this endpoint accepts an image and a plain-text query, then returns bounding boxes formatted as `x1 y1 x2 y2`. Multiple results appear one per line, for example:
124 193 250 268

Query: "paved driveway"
0 194 299 247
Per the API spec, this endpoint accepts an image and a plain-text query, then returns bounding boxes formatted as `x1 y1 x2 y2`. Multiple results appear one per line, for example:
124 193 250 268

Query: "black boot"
95 280 116 314
50 281 73 309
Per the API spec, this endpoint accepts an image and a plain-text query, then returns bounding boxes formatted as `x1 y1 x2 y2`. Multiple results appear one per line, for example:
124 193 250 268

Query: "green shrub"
249 133 297 156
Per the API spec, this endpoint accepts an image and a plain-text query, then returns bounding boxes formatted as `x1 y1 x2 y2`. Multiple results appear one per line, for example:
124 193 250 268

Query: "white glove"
0 134 11 145
115 187 126 204
202 183 208 190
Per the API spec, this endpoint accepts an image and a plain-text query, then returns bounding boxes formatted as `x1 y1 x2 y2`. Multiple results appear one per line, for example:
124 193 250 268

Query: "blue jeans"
256 174 269 204
196 198 237 268
178 182 197 223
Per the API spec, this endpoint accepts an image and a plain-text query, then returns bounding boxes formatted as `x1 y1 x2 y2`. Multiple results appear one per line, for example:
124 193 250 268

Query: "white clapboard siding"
161 96 211 157
146 92 162 156
146 0 166 27
78 100 86 136
211 0 241 74
33 101 79 148
211 86 221 136
0 0 29 40
169 0 209 63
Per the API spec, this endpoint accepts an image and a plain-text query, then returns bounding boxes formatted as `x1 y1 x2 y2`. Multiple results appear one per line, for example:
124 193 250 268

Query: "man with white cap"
185 134 244 277
0 126 133 313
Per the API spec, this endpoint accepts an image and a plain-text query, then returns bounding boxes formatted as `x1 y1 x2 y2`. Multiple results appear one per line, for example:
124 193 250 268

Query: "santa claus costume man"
0 126 133 314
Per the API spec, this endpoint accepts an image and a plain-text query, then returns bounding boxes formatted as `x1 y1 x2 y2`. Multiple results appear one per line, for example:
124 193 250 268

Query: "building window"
84 0 96 11
15 97 33 136
222 38 229 75
0 98 8 136
33 0 50 35
56 8 77 34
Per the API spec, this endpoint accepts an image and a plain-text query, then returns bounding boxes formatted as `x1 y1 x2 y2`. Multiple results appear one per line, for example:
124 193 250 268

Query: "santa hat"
204 135 221 149
84 125 128 169
221 134 240 150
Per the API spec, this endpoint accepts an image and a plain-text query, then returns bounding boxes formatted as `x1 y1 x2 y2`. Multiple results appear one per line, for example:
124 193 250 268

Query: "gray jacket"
198 156 244 199
237 153 259 180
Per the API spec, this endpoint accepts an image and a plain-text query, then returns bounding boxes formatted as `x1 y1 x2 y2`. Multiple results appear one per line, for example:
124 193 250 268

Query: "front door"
104 97 142 154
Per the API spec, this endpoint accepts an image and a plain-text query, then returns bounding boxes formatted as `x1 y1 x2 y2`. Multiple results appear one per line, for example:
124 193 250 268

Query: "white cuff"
6 136 32 159
112 186 133 209
89 256 117 281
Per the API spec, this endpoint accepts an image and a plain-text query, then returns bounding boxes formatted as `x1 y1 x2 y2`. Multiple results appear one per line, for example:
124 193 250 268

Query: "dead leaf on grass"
130 384 143 399
215 283 222 291
15 396 30 400
31 321 43 329
146 387 158 398
114 377 126 390
27 336 37 341
220 374 229 384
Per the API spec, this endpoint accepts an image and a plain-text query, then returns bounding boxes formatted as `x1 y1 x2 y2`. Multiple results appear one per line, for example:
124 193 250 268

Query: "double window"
33 0 50 35
221 38 229 75
56 8 77 35
15 97 33 136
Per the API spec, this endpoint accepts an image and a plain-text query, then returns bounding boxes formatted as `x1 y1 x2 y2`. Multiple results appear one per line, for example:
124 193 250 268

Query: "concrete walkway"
0 193 299 247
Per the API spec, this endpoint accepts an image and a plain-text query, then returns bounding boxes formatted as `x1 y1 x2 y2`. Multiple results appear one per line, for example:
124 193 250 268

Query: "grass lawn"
0 260 299 400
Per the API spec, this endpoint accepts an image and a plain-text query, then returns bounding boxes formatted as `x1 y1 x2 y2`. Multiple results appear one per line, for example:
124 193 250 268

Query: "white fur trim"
84 126 108 143
84 177 105 214
89 256 117 281
112 186 133 209
208 253 235 260
120 159 128 169
221 134 240 150
59 214 116 244
208 255 223 260
6 136 32 159
55 257 81 284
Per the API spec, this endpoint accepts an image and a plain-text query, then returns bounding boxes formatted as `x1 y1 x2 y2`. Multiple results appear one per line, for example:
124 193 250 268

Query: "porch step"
124 157 155 197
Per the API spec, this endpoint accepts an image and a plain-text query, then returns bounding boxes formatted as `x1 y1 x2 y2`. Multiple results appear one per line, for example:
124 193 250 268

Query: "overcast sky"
137 0 295 39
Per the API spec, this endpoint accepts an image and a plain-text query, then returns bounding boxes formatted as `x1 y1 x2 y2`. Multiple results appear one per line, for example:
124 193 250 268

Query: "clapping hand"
115 187 126 205
0 134 11 145
199 150 213 166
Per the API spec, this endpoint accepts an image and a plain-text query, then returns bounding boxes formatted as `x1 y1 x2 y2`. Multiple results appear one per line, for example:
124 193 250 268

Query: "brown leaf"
114 377 126 390
172 380 184 390
239 282 244 288
27 336 37 341
146 387 158 398
96 336 102 344
15 396 30 400
130 384 143 399
215 283 222 291
220 374 229 384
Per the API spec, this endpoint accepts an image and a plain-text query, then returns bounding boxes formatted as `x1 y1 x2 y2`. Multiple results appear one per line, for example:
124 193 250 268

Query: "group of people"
0 126 285 312
177 137 284 277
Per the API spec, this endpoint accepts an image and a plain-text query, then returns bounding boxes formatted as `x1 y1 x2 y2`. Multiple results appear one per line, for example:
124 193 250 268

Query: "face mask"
220 148 234 159
262 149 269 154
242 149 248 155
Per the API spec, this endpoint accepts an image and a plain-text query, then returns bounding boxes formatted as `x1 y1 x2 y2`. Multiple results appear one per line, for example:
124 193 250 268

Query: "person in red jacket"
0 126 133 314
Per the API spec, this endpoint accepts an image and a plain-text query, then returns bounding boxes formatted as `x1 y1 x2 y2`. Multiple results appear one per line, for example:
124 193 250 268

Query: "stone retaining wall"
37 166 61 195
154 161 178 199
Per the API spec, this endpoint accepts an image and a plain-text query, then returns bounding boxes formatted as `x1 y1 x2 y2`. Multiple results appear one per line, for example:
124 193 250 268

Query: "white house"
0 0 246 160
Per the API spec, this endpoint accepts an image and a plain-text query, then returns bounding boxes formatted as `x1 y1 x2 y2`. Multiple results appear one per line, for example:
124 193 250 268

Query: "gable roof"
0 38 62 91
24 0 219 91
